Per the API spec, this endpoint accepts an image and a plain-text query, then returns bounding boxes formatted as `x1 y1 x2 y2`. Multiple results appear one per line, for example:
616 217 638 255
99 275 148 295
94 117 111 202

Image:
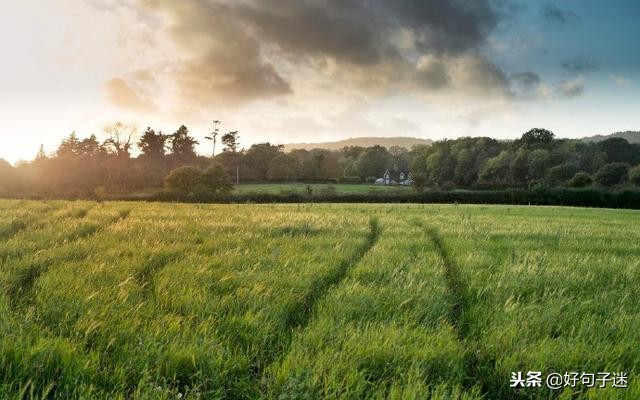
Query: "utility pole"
204 120 221 158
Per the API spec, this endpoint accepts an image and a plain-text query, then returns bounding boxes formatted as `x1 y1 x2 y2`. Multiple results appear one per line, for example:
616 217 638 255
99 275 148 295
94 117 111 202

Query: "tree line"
411 128 640 191
1 125 640 199
0 124 414 198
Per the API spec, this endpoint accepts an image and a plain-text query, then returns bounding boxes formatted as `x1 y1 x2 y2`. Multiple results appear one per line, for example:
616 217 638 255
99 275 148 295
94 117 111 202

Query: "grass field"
1 200 639 399
233 183 413 194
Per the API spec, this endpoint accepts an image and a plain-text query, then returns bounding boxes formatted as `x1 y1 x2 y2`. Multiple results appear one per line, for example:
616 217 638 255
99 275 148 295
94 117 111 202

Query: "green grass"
233 183 413 194
0 200 639 399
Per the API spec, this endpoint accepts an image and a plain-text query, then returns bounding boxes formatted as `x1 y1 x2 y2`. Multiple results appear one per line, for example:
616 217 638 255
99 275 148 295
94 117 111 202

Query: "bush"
594 163 630 187
146 188 640 210
200 164 233 195
164 164 232 196
630 165 640 186
164 166 202 195
567 172 592 188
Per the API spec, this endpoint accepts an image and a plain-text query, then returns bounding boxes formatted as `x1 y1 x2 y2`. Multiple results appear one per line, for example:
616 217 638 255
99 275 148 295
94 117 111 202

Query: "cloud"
416 56 451 90
131 0 515 109
609 74 632 87
555 76 584 98
448 55 511 96
561 56 597 73
105 78 156 112
511 71 541 91
141 0 291 106
542 3 580 24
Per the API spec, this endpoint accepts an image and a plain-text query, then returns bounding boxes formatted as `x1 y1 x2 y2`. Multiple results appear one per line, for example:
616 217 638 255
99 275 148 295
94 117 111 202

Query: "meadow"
232 183 413 195
0 200 639 399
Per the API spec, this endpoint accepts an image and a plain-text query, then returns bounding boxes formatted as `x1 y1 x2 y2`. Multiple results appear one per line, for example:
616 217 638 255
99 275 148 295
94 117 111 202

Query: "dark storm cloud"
235 0 502 62
542 3 580 24
133 0 519 107
382 0 500 54
235 1 392 66
561 56 597 73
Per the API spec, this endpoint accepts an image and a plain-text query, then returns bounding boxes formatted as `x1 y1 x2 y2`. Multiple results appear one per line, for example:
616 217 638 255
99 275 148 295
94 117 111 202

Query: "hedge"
139 188 640 210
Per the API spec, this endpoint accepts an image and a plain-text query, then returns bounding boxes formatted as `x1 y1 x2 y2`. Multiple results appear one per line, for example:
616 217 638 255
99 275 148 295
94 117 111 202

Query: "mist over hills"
282 137 433 151
280 130 640 152
582 131 640 144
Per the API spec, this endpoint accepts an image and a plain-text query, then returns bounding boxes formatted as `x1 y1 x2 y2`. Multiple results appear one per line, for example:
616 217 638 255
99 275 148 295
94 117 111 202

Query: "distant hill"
282 136 432 151
582 131 640 144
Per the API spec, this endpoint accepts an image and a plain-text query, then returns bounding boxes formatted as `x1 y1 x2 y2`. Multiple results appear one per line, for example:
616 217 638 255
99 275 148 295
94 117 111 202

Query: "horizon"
2 0 639 163
3 129 638 165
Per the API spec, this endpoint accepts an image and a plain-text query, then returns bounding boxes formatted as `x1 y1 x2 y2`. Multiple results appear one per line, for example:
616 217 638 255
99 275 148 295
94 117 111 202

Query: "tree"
453 148 474 187
412 173 427 192
388 145 410 172
138 128 168 159
355 146 391 180
547 163 578 186
568 172 592 188
215 150 246 181
103 122 137 157
563 141 605 173
594 163 630 186
204 120 221 157
57 132 80 157
169 125 198 162
245 143 283 180
35 144 47 161
221 131 240 153
517 128 555 149
598 138 640 165
0 159 19 195
341 146 365 160
77 135 103 157
317 152 342 180
629 165 640 186
509 148 529 187
527 149 551 183
478 151 511 188
267 154 301 181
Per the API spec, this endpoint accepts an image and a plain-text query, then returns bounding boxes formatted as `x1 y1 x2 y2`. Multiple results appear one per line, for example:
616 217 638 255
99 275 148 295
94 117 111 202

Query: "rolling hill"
282 136 432 151
582 130 640 144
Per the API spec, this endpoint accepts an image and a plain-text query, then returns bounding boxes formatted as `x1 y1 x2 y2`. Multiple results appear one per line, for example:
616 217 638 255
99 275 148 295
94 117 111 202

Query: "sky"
1 0 639 163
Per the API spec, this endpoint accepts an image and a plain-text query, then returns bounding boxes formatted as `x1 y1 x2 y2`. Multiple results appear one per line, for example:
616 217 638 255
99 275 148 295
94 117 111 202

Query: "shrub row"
142 188 640 209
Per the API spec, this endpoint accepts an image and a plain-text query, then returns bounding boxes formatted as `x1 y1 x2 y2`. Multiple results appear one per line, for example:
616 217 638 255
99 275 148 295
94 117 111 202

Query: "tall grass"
1 201 639 398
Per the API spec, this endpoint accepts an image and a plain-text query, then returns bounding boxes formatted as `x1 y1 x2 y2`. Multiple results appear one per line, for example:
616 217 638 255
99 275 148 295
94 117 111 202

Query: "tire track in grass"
1 216 40 242
423 226 469 337
0 202 65 241
420 222 498 397
0 204 94 261
283 216 380 332
256 217 381 386
5 208 132 309
133 251 180 296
